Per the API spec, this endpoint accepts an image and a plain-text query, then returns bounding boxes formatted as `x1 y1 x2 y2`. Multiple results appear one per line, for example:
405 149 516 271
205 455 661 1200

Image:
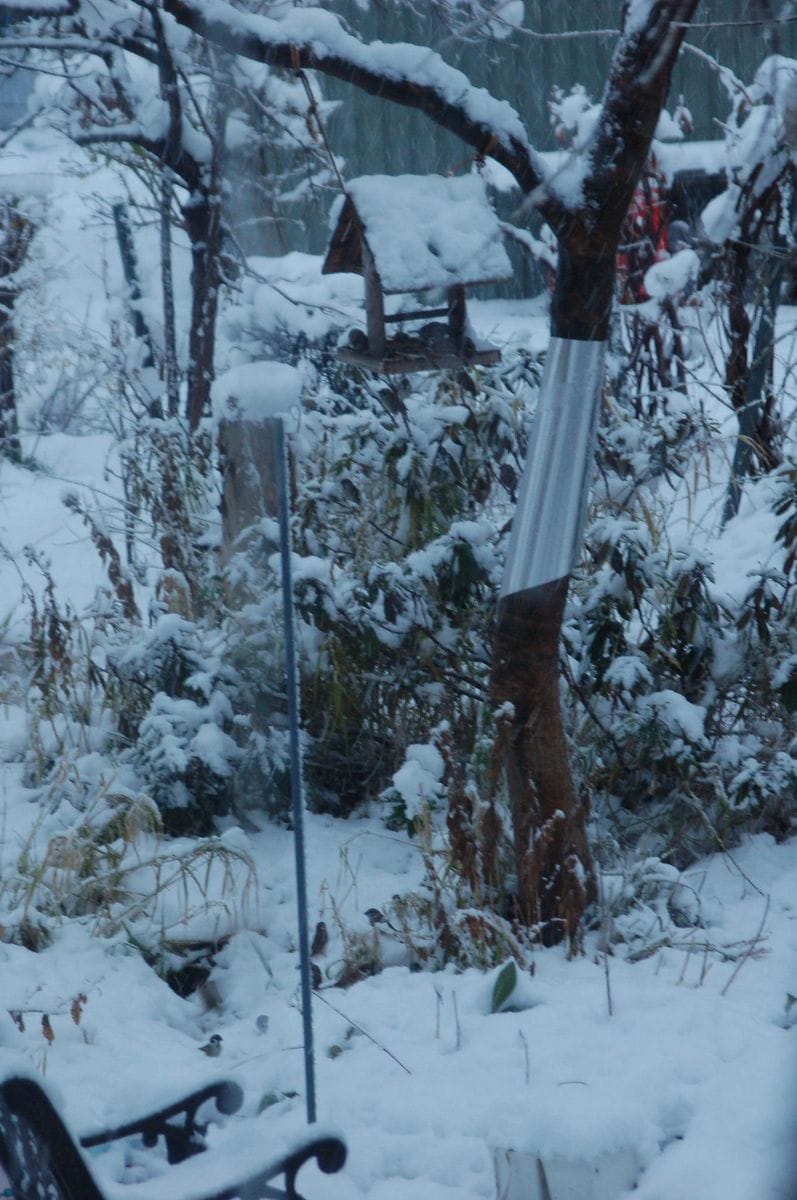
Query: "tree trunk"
112 202 156 372
488 0 697 944
492 581 595 946
161 176 180 419
183 191 223 433
722 222 784 526
492 241 616 948
0 203 32 462
0 286 20 461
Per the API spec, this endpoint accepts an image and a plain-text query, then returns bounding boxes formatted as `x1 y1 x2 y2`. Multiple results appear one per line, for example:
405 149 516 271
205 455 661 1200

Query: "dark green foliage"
293 362 536 816
568 381 797 863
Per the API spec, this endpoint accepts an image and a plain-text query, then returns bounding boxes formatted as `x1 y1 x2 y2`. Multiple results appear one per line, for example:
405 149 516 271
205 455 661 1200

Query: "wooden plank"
384 306 449 324
336 345 501 374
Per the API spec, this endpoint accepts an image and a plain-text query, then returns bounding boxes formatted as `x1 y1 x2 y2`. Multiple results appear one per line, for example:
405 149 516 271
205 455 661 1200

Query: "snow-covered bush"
286 300 796 896
113 615 240 835
215 242 797 951
567 377 797 867
292 355 537 822
0 771 256 967
18 405 259 838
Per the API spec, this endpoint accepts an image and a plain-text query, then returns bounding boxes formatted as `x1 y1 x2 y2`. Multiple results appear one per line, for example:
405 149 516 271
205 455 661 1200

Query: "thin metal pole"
271 417 317 1125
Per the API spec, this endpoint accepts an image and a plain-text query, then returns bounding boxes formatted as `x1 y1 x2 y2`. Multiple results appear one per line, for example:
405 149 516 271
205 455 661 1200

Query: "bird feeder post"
447 284 467 353
362 239 386 358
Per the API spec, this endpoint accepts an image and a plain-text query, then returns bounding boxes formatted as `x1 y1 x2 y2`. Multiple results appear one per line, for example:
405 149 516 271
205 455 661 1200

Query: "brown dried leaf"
41 1014 54 1044
70 994 87 1025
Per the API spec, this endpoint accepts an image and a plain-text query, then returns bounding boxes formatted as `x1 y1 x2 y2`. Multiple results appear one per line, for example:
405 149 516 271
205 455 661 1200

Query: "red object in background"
617 156 670 303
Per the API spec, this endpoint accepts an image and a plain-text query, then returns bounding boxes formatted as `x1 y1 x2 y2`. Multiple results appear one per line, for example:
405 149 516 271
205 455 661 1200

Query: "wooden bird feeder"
322 173 512 374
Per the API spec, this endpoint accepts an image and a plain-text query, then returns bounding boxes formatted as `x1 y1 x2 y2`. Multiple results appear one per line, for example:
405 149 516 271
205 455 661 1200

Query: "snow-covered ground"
2 770 797 1199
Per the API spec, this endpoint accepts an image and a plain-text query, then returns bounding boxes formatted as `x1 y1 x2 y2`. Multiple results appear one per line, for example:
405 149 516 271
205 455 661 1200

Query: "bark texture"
0 204 33 462
492 582 596 946
184 193 224 433
0 286 20 461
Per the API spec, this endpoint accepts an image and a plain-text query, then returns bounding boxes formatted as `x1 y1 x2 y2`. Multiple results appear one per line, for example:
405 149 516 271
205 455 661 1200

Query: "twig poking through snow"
518 1029 530 1086
452 990 462 1051
677 938 697 986
720 894 771 997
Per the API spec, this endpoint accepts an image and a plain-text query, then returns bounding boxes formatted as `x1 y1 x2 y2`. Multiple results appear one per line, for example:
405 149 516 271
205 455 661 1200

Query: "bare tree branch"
72 124 202 187
158 0 547 199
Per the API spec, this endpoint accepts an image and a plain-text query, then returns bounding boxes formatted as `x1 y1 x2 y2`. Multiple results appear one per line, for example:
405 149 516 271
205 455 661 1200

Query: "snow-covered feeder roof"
323 173 511 295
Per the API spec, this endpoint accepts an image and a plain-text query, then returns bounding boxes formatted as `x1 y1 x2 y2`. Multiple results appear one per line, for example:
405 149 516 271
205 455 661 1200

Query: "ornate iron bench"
0 1057 345 1200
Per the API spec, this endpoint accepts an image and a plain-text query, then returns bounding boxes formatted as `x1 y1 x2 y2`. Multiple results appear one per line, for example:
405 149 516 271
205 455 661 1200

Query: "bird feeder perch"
322 173 512 373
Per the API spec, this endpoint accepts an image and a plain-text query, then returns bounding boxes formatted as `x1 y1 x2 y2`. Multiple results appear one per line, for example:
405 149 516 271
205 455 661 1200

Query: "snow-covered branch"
157 0 547 198
72 123 203 187
681 42 750 106
0 0 77 14
552 0 699 217
499 220 557 269
0 35 108 53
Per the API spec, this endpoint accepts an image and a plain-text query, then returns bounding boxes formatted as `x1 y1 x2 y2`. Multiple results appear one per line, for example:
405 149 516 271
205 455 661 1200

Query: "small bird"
365 907 398 933
311 920 328 957
198 1034 223 1057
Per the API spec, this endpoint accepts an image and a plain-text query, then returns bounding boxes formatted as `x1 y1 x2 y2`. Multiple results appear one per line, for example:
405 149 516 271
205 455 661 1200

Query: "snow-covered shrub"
18 405 257 838
383 737 447 831
104 407 297 833
0 774 256 965
253 271 796 937
293 356 537 819
568 360 797 866
113 615 241 835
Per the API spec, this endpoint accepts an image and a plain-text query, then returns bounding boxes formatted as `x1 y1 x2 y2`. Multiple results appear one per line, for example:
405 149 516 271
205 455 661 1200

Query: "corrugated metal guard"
500 337 606 597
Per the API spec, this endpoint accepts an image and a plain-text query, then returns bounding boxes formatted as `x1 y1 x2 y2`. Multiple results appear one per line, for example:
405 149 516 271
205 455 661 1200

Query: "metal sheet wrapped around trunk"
501 337 606 597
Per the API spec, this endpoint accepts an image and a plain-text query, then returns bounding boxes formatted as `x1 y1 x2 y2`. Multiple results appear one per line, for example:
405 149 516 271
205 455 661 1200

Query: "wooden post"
362 240 386 358
218 416 286 817
218 417 280 569
447 284 466 353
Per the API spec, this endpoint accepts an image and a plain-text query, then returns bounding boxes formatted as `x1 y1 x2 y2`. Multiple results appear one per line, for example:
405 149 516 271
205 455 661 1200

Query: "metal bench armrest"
80 1079 243 1164
0 1061 346 1200
101 1123 346 1200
